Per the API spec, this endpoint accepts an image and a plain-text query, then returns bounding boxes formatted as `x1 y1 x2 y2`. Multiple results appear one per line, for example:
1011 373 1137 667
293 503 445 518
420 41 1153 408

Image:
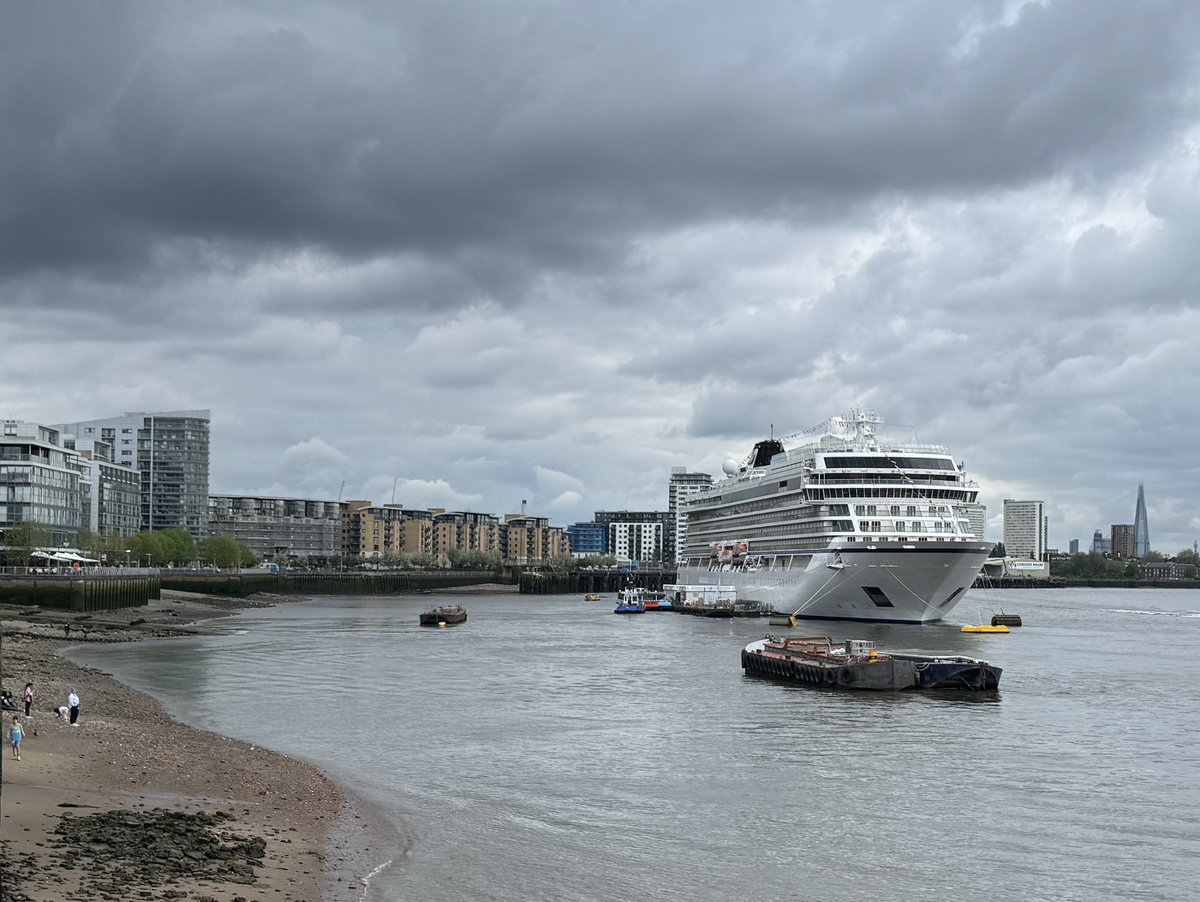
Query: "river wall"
0 575 161 611
519 570 678 595
159 570 507 598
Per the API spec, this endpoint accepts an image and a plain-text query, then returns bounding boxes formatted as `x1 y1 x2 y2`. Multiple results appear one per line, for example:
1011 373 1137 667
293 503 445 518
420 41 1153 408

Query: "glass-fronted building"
0 420 83 548
56 410 210 540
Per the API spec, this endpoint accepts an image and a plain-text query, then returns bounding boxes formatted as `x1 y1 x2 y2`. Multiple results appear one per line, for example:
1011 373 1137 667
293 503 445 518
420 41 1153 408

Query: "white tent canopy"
30 549 101 564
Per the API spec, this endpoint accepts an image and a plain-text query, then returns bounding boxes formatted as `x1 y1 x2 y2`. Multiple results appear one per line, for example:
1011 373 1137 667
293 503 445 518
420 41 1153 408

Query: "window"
858 521 868 532
895 521 905 532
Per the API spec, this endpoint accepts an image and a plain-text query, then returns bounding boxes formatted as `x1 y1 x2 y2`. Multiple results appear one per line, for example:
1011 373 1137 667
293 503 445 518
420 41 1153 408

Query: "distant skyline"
3 2 1199 554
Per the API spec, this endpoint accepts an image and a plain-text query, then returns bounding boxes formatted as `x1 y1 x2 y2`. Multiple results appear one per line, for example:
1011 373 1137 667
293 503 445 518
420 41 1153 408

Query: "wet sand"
0 591 388 902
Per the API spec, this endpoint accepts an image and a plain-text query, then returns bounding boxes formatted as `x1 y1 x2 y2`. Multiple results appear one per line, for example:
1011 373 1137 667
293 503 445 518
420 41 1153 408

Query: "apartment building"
668 467 713 564
69 437 141 537
1111 523 1137 560
431 511 500 558
0 420 84 548
594 510 668 564
210 494 342 561
342 502 434 559
566 522 606 557
56 410 211 539
1002 499 1047 560
501 514 570 563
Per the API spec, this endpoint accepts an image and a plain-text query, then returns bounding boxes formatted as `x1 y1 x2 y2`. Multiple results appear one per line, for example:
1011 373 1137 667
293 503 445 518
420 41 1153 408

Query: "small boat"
961 624 1009 634
642 591 667 610
419 605 468 626
584 593 603 602
614 588 646 613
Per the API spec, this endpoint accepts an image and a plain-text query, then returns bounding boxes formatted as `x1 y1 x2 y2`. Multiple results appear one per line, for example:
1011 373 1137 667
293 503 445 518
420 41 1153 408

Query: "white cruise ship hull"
678 540 990 624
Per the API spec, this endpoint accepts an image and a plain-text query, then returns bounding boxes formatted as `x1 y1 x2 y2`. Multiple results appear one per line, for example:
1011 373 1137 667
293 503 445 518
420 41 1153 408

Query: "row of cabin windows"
857 520 956 533
855 504 952 517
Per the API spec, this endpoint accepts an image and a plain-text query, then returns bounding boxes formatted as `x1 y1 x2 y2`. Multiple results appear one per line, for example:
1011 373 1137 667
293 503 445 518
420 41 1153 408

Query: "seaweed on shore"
49 807 266 895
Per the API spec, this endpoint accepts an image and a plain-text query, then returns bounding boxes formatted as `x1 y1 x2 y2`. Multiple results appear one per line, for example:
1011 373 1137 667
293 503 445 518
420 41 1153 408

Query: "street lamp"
124 549 132 567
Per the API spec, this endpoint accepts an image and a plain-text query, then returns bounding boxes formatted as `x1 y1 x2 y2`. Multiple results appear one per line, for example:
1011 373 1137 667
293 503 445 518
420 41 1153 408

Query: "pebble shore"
0 591 386 902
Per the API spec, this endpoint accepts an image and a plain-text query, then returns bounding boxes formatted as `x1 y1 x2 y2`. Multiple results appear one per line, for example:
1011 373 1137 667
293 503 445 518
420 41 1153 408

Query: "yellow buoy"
961 624 1009 634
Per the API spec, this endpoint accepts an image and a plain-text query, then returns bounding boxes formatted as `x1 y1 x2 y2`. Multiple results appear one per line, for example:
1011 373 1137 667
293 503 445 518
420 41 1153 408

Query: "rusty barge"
741 636 1002 691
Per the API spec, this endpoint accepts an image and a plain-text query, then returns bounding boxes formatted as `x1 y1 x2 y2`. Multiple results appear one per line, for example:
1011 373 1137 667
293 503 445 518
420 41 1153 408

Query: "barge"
419 604 468 626
741 636 1001 691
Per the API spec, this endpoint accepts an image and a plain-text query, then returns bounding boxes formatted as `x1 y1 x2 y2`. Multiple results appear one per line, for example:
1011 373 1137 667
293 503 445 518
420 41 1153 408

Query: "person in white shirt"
68 690 80 726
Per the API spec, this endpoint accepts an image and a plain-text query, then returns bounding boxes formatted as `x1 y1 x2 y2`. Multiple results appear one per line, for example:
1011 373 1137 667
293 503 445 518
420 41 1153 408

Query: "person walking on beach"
67 690 80 726
23 682 33 717
10 716 24 760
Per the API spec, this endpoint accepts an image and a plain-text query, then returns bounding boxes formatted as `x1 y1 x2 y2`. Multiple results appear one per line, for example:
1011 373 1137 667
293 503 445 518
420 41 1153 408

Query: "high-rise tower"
55 410 211 540
668 467 713 564
1002 499 1047 560
1133 482 1150 558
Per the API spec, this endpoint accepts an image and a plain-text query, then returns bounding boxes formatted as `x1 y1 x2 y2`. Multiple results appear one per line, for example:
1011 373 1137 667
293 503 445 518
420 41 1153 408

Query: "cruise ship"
678 410 990 624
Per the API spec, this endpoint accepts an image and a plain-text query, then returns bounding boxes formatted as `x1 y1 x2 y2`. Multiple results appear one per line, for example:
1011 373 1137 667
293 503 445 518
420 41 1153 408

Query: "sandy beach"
0 591 386 902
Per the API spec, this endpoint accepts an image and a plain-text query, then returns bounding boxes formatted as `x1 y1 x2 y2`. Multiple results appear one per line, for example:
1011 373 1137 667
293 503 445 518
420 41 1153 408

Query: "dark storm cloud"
4 1 1198 307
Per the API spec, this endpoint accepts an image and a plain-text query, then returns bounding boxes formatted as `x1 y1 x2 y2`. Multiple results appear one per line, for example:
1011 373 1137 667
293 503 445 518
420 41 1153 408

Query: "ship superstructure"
678 409 990 623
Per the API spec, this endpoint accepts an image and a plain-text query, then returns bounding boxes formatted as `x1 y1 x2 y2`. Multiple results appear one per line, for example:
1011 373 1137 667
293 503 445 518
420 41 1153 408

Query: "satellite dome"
722 458 739 475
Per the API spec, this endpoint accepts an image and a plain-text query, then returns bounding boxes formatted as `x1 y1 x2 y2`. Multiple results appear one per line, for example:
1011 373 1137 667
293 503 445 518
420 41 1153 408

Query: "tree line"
0 522 257 569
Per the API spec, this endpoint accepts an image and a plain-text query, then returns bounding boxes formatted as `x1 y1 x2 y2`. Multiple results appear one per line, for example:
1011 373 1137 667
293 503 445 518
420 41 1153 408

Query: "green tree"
1175 549 1200 566
990 543 1006 558
2 521 51 566
157 529 197 566
200 536 244 569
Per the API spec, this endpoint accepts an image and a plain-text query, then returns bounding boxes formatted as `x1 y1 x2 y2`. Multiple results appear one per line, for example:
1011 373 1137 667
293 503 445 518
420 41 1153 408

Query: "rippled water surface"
73 588 1200 902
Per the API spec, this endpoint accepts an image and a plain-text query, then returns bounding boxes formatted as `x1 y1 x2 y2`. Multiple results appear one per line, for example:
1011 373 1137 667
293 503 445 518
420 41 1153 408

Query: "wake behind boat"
678 409 990 624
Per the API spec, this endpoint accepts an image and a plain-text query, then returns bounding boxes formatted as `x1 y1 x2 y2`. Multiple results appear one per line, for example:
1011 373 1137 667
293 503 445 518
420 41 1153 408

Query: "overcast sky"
3 1 1199 552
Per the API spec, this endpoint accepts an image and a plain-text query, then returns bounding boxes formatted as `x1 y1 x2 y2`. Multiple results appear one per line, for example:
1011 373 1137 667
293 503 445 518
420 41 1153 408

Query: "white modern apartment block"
70 437 141 537
0 420 84 547
668 467 713 564
959 501 987 545
606 519 663 564
1002 499 1047 560
56 410 211 539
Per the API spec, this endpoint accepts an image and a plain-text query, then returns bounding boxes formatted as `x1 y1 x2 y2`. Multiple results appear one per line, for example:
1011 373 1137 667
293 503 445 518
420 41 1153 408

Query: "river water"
71 588 1199 902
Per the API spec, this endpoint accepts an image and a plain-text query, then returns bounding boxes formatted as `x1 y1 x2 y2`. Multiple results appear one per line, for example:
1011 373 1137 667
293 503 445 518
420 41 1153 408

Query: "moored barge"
419 604 468 626
741 636 1001 691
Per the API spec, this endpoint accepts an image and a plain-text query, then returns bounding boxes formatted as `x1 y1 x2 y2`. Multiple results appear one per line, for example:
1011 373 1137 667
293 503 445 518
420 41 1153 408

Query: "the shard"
1134 482 1150 558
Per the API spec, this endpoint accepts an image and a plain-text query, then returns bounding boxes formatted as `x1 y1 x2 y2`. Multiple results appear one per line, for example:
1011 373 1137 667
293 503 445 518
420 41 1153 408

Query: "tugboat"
419 605 468 626
887 651 1003 689
614 596 646 614
615 586 650 613
741 636 1001 691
